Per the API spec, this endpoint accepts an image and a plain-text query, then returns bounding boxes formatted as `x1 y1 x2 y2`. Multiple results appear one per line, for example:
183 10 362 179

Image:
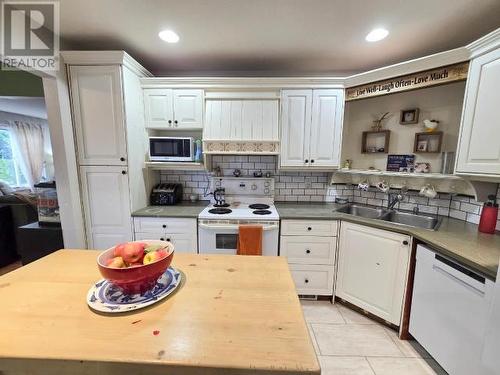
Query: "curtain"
9 120 45 189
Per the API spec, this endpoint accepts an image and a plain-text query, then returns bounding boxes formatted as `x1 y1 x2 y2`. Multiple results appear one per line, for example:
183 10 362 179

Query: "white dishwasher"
410 245 494 375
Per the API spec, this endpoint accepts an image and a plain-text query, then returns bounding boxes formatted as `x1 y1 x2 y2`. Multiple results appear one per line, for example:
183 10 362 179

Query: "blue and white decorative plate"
86 267 181 313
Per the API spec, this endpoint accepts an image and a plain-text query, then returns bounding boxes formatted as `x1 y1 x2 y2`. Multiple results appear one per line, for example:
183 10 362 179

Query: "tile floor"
302 300 447 375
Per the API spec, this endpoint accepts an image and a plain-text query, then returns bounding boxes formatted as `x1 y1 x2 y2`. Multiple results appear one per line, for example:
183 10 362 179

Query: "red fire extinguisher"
478 195 499 234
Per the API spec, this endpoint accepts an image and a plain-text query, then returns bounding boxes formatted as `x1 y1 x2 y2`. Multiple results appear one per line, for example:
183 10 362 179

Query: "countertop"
276 202 500 280
132 201 209 218
0 250 319 375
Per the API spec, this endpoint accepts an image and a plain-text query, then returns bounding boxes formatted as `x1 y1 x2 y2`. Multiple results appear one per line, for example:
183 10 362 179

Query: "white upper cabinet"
69 65 127 166
143 88 174 128
280 90 312 167
143 88 203 129
204 99 279 141
280 89 344 168
310 89 344 167
173 90 204 129
79 165 133 250
456 48 500 177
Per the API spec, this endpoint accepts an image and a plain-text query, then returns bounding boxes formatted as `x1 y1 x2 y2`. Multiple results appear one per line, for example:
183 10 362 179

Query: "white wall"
342 81 466 172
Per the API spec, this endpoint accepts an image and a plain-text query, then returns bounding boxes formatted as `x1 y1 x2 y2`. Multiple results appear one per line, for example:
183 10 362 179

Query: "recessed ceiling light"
365 28 389 42
159 29 180 43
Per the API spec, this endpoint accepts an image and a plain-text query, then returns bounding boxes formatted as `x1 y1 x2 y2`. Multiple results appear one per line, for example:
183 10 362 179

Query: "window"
0 128 27 187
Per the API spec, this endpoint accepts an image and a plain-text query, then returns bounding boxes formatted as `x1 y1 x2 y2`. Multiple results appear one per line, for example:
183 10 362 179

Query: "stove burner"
213 203 230 208
208 208 232 215
253 210 272 215
249 204 270 210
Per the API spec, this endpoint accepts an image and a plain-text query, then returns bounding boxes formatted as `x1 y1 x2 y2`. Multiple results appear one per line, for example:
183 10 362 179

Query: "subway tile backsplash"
160 155 500 229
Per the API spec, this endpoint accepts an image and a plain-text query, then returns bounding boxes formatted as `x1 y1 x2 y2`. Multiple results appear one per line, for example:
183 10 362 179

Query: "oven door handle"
199 223 278 231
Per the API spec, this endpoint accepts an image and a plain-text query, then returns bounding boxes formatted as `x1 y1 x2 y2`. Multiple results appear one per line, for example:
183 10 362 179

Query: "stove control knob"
264 188 270 194
264 181 270 187
251 184 257 190
215 180 221 187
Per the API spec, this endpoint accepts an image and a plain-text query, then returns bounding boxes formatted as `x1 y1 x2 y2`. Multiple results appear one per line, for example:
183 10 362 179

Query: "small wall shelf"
330 168 498 201
145 161 206 171
361 130 390 154
414 131 443 153
332 168 461 180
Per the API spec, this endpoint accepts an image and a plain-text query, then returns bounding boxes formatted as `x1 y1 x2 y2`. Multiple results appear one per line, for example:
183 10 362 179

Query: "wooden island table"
0 250 319 375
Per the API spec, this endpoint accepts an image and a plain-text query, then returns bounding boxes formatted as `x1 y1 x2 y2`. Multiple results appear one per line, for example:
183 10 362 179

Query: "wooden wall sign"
346 62 469 101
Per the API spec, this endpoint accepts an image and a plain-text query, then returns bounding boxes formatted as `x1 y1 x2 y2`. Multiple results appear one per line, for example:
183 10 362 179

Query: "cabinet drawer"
289 264 334 296
281 220 337 236
134 232 197 253
133 217 196 234
280 236 336 265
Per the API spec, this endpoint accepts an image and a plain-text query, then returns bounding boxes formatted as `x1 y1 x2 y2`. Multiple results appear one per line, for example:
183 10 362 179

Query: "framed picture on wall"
400 108 420 124
416 140 428 152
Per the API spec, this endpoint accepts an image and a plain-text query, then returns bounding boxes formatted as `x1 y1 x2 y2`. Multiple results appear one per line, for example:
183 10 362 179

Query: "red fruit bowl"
97 240 174 295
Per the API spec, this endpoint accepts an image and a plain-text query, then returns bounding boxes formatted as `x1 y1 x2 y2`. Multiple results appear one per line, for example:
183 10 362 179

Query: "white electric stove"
198 177 279 255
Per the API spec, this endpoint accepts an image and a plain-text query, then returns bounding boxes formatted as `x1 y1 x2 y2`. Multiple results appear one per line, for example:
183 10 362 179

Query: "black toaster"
150 183 183 206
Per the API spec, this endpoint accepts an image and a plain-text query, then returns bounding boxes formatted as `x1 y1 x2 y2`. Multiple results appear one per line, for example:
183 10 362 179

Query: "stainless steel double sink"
335 204 441 231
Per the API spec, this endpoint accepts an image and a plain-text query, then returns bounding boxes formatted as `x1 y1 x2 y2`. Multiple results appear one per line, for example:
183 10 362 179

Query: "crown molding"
60 50 152 77
140 76 345 89
466 27 500 58
345 47 470 88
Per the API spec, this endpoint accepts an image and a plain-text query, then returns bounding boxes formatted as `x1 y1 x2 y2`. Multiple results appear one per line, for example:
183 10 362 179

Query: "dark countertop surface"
132 201 210 218
276 202 500 280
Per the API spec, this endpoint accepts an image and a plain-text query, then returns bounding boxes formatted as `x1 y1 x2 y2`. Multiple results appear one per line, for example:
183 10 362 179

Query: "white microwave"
149 137 195 162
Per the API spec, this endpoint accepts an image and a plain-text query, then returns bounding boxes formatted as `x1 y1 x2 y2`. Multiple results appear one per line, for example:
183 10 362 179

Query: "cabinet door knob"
307 227 312 231
304 279 309 284
305 159 309 163
162 224 167 228
121 170 127 175
403 240 409 246
160 237 165 241
166 238 171 242
306 249 311 254
174 120 178 125
311 159 315 163
168 120 172 124
120 157 125 162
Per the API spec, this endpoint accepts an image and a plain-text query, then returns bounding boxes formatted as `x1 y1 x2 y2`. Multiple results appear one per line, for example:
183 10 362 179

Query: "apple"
143 249 168 265
106 256 126 268
122 242 145 264
113 243 126 257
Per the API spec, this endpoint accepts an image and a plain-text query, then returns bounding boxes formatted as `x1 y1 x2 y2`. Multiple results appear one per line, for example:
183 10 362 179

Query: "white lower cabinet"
133 217 197 253
280 220 337 296
79 166 133 250
336 222 410 325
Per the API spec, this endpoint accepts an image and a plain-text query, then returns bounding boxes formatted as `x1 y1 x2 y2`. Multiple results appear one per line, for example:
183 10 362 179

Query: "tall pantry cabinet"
65 53 150 249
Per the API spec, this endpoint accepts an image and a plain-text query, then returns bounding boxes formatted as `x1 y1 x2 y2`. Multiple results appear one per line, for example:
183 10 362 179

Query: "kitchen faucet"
388 186 408 210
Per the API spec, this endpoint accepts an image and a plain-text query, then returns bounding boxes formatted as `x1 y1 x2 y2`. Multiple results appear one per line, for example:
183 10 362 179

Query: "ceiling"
58 0 500 76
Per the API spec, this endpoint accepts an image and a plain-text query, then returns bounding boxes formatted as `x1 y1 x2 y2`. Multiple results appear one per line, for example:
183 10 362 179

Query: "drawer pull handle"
305 249 311 254
304 279 309 284
307 227 312 231
162 224 167 228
